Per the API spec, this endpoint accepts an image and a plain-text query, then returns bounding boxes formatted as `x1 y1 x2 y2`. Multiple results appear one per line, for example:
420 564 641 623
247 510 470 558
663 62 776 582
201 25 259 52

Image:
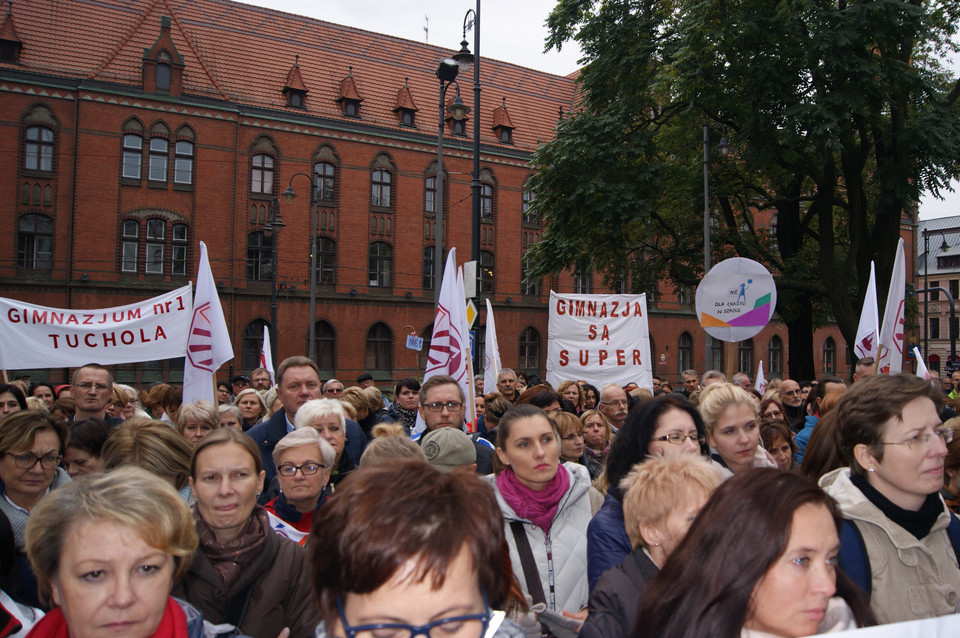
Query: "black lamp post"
281 172 319 361
453 5 481 277
263 197 285 368
703 123 729 371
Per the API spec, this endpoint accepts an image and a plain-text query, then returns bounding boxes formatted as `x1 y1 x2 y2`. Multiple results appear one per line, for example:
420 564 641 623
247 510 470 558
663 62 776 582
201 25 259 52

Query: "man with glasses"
322 378 344 399
418 375 492 474
598 383 629 430
250 367 272 391
71 363 121 426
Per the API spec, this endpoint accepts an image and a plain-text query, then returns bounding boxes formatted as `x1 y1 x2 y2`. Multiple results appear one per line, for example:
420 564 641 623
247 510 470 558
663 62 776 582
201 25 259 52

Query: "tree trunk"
784 295 815 381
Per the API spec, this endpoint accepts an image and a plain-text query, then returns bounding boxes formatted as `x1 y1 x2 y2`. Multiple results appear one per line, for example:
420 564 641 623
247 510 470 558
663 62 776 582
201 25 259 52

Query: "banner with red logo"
0 285 193 369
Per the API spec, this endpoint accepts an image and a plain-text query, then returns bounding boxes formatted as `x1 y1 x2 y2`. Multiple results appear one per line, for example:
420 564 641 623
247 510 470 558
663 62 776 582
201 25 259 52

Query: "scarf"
851 472 944 539
194 505 269 590
390 401 418 431
0 468 71 549
264 491 326 533
27 596 187 638
584 444 609 461
496 465 570 533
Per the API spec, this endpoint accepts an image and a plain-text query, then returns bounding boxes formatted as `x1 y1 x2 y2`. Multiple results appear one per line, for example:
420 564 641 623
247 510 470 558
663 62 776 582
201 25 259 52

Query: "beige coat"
820 468 960 624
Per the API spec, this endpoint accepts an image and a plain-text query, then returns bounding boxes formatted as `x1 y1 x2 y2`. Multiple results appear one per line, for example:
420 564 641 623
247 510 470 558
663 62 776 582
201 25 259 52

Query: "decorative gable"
492 98 515 144
282 55 308 108
0 4 23 63
142 16 185 96
336 67 363 118
393 77 417 127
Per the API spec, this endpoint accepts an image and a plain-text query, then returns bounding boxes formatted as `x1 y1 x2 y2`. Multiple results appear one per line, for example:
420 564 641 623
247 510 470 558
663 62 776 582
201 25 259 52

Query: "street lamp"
263 197 285 368
435 58 470 304
281 172 319 361
452 5 481 276
703 123 729 370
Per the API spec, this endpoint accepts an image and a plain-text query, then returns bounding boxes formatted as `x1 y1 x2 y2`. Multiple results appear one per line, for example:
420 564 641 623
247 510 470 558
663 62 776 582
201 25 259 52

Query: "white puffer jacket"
486 462 593 614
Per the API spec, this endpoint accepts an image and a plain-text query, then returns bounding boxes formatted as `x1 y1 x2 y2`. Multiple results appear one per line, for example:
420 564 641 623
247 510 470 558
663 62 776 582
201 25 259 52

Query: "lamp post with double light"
263 196 285 367
453 5 481 272
281 172 319 361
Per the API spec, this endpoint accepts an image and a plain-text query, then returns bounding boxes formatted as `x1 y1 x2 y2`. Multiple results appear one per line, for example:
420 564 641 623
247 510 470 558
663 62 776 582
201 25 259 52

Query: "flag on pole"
854 262 879 360
913 347 931 380
483 298 502 398
413 248 474 437
260 323 275 385
754 360 766 395
878 239 906 374
457 266 477 430
183 242 234 404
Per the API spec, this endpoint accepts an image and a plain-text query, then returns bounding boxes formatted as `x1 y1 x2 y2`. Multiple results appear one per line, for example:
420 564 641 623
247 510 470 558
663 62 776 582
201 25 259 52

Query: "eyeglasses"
336 590 491 638
655 433 707 446
882 426 954 450
75 382 110 391
600 400 628 407
6 452 62 470
764 410 783 418
277 462 327 477
423 401 464 413
326 388 344 395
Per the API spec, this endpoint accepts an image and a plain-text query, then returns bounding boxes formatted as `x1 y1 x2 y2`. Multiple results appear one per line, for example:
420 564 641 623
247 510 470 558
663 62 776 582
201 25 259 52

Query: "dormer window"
400 109 415 126
0 6 23 63
282 55 309 109
492 97 516 145
142 17 184 96
452 119 466 136
343 100 360 117
289 91 304 108
394 78 419 127
156 52 171 91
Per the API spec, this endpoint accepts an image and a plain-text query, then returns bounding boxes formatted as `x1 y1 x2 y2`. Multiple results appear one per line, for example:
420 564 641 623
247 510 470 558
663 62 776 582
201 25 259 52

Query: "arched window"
822 337 836 373
480 183 493 219
315 320 336 371
122 133 143 179
174 140 194 185
479 251 494 294
768 336 783 376
246 231 273 280
424 176 437 213
314 161 336 203
148 137 168 182
678 332 693 373
119 217 189 275
17 214 52 269
365 322 393 371
24 126 54 172
369 242 392 287
316 237 336 285
251 154 274 194
519 326 541 371
156 63 171 91
738 338 754 375
242 319 269 370
371 169 392 208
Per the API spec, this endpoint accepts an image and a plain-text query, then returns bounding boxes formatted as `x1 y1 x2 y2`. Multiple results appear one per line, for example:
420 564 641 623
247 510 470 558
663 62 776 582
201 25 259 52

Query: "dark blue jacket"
586 491 632 591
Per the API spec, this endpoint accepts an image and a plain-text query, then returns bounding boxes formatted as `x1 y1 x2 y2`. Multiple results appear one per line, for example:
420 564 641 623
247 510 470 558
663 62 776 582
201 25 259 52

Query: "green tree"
529 0 960 379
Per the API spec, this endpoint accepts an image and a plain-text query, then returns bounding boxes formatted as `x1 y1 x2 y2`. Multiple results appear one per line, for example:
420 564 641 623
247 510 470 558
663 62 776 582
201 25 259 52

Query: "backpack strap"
838 518 871 600
509 521 547 606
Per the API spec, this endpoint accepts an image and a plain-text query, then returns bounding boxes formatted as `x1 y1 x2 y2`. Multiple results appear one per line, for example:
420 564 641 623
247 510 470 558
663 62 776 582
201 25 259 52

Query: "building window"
423 245 436 290
521 259 540 296
156 63 171 91
480 183 493 219
738 338 754 375
424 176 437 214
17 214 53 269
369 242 392 287
242 319 268 370
315 162 336 203
519 327 541 372
678 332 693 373
145 219 165 274
172 224 188 275
677 286 692 305
121 220 139 272
522 188 536 224
822 337 836 373
951 279 959 302
479 251 494 294
251 154 274 194
574 269 592 294
25 126 54 172
710 339 725 371
316 320 336 370
400 109 415 126
930 280 940 301
343 100 360 118
452 119 466 136
768 336 783 376
930 317 941 340
122 134 142 179
174 141 193 185
365 322 392 371
316 237 336 285
371 169 391 208
148 138 168 182
246 231 273 280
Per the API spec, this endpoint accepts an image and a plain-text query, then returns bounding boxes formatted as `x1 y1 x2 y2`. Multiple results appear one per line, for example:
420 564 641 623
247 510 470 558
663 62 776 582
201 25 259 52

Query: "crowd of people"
0 357 959 638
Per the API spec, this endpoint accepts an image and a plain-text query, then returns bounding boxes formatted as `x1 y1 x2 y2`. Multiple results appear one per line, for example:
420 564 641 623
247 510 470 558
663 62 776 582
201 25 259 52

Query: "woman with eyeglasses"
759 397 785 421
264 428 335 543
0 410 69 608
821 373 960 623
587 395 709 591
312 460 524 638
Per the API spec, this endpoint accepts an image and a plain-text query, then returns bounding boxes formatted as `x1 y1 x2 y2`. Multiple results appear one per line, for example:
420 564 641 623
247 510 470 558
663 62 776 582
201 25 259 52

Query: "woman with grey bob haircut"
265 428 336 540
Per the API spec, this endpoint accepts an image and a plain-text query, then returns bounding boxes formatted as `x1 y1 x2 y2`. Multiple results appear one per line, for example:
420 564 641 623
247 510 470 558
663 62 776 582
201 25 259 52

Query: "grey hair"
682 369 698 378
294 398 346 430
323 378 343 392
701 370 726 385
272 426 335 468
497 368 516 381
218 404 242 421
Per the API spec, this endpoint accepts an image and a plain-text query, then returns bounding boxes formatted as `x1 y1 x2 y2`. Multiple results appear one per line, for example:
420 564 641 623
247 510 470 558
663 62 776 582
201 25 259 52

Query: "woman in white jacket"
488 404 598 620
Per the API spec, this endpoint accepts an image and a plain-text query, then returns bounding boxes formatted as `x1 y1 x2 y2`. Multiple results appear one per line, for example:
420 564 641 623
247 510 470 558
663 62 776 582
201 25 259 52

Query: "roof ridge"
162 0 229 100
87 0 160 79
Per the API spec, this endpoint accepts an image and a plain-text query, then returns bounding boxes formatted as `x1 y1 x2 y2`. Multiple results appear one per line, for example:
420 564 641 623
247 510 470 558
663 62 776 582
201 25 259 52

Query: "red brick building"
0 0 864 388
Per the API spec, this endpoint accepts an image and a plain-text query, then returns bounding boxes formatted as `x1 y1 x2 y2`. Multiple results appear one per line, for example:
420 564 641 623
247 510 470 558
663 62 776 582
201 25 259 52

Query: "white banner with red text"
546 292 653 392
0 286 193 369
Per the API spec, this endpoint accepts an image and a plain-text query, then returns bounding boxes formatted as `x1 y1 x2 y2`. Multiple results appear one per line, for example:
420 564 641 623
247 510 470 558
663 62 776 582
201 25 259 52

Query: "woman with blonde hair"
557 380 584 413
101 417 194 501
698 382 776 476
177 400 220 446
233 388 267 431
580 409 614 478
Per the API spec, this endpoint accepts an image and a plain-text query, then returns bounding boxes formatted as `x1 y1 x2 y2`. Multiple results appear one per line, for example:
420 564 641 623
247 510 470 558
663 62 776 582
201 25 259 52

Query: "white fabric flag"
914 347 931 380
878 239 906 374
854 262 879 360
483 298 502 398
413 248 474 437
754 360 767 395
183 242 234 404
457 266 477 428
260 323 275 385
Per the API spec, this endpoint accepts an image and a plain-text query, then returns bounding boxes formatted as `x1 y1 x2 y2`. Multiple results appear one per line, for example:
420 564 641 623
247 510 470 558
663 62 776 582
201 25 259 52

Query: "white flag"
413 248 474 437
483 298 502 399
913 347 931 380
854 262 879 360
183 242 234 404
754 360 766 395
260 323 275 385
878 239 906 374
457 266 477 429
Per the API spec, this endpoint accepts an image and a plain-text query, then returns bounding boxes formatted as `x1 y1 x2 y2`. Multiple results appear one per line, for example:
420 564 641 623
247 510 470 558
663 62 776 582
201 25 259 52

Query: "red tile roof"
0 0 578 151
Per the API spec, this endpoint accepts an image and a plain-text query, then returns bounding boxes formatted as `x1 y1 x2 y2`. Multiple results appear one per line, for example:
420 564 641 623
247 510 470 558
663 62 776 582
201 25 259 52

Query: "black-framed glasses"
600 400 628 407
75 382 110 391
655 433 706 446
882 426 954 450
6 452 62 470
277 462 326 477
336 589 491 638
423 401 464 413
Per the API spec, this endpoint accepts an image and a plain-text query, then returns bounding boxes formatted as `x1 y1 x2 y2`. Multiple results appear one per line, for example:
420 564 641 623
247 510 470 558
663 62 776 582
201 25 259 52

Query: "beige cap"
421 428 477 472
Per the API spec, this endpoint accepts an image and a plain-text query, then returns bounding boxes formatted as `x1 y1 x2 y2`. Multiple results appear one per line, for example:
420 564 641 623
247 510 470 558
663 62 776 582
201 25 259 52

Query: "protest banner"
695 257 777 342
831 613 960 637
0 286 192 369
546 292 652 391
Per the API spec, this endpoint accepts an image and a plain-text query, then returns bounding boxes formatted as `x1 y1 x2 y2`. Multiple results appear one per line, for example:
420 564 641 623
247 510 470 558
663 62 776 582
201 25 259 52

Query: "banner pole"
1 370 7 383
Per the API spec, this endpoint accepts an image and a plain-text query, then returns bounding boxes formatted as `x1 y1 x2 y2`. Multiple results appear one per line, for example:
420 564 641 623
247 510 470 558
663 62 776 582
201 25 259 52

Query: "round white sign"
695 258 777 342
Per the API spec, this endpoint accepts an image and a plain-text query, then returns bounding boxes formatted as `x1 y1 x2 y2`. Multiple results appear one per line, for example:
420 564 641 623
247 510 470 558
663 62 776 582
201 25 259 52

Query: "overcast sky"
234 0 959 221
